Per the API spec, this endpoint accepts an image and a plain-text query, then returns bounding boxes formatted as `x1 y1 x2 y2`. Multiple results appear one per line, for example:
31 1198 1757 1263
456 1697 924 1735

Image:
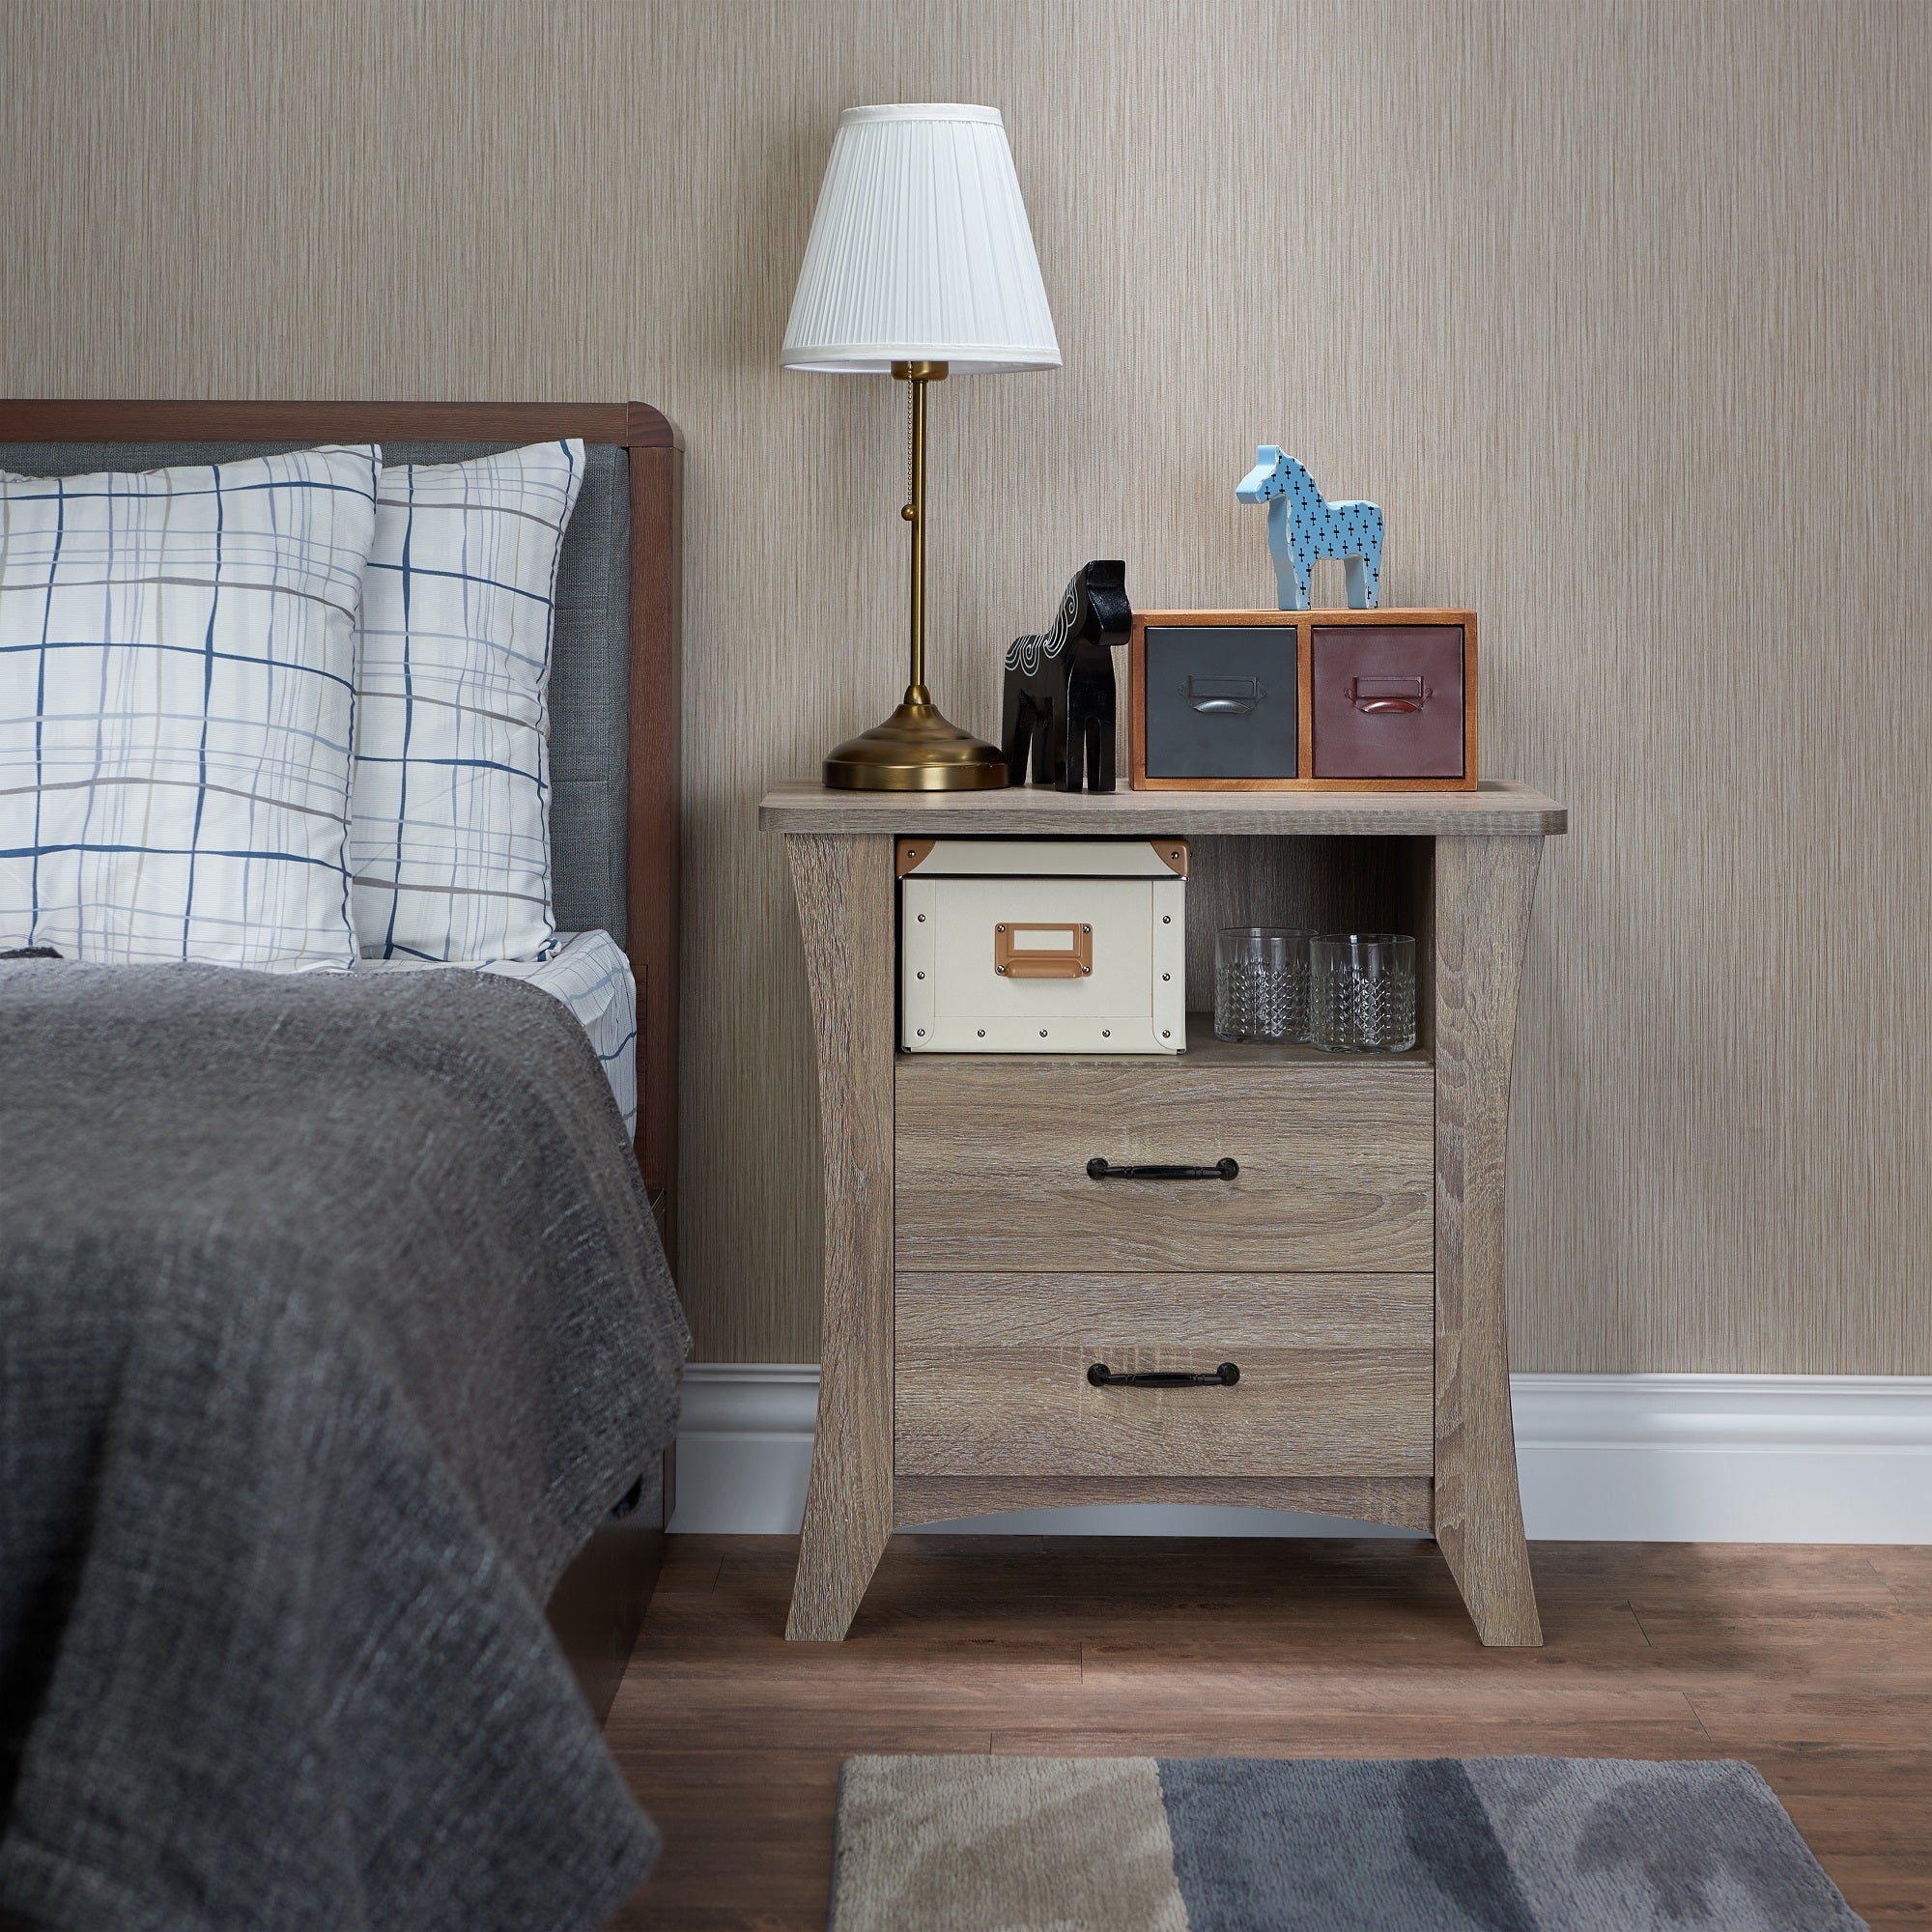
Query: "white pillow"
0 444 381 968
348 440 585 962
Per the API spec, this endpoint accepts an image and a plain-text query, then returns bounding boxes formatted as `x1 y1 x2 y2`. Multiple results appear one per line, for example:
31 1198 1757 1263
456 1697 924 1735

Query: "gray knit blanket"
0 961 689 1932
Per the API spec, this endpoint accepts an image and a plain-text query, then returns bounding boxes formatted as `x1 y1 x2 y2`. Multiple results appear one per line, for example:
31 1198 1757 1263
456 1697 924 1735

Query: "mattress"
353 929 638 1138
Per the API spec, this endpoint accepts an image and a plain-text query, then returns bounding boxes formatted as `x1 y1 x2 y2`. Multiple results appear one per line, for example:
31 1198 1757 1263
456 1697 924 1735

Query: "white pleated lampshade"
781 104 1061 375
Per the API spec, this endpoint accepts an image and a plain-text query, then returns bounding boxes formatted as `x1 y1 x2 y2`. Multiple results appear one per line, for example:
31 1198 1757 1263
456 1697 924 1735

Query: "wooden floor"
604 1534 1932 1930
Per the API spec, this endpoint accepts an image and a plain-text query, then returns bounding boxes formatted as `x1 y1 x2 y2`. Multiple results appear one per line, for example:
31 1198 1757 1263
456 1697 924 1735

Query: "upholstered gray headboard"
0 440 631 939
0 397 682 1221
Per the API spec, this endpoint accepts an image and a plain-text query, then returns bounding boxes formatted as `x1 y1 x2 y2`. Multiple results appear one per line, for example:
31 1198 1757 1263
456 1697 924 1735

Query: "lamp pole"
894 358 946 706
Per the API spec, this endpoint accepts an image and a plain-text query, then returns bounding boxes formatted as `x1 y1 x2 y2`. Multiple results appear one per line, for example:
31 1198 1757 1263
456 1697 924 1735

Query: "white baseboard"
1510 1374 1932 1542
668 1365 1932 1544
668 1365 821 1536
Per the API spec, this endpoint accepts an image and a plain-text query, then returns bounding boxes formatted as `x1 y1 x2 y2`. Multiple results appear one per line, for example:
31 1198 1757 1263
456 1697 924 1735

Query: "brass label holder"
993 922 1094 979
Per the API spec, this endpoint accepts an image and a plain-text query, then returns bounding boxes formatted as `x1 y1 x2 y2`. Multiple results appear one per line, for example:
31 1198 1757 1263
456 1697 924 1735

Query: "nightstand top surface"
759 779 1567 838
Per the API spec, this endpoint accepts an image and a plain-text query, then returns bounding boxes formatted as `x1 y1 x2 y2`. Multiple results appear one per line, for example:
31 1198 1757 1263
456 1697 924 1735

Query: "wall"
4 0 1927 1371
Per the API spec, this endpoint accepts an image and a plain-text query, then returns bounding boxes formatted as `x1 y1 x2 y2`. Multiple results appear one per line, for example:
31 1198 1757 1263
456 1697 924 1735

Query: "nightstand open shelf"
911 1017 1433 1067
1178 1013 1433 1065
761 779 1566 1648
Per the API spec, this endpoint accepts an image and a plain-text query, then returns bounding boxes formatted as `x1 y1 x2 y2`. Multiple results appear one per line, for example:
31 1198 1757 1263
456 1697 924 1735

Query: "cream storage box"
897 837 1187 1053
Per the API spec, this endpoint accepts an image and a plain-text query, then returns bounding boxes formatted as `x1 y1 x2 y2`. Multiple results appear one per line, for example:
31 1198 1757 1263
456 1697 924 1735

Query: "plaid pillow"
0 445 380 968
348 440 585 962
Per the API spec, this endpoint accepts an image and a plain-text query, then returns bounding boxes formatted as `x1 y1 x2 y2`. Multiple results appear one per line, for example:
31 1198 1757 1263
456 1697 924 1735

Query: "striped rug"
829 1754 1863 1931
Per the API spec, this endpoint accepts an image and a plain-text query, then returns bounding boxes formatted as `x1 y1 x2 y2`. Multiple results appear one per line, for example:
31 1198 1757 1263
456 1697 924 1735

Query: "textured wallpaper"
5 0 1927 1369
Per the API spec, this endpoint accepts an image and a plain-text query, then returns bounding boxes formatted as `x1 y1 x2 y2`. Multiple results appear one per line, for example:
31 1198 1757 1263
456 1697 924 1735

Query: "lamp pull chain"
904 380 917 522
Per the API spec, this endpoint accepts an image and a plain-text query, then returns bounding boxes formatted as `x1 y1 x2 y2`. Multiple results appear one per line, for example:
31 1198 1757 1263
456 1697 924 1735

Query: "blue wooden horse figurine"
1236 446 1384 611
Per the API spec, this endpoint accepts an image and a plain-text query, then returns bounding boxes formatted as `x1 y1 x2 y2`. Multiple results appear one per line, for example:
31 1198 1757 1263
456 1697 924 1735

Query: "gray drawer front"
1144 626 1297 778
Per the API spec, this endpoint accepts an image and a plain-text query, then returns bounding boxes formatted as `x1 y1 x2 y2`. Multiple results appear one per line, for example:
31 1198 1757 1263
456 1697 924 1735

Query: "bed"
0 401 686 1932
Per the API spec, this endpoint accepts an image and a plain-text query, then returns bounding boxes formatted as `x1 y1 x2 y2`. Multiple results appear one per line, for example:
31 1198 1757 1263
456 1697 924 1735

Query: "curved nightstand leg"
783 833 895 1641
1433 835 1545 1647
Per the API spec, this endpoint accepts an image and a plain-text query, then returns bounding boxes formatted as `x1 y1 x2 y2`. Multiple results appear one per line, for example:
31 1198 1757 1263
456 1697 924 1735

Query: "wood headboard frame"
0 399 684 1249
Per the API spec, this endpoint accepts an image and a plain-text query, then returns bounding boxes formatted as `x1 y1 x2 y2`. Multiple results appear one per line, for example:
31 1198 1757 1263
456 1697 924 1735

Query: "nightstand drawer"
895 1051 1434 1272
894 1271 1434 1478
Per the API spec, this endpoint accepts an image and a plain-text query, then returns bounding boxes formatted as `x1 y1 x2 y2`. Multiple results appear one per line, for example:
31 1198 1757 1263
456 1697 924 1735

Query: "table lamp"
782 103 1062 789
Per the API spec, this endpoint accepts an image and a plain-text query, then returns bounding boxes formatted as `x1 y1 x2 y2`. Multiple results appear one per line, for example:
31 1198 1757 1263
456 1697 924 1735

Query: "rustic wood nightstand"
758 780 1567 1646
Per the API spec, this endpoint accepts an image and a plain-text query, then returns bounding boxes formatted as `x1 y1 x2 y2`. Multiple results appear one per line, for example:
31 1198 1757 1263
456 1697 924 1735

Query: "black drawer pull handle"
1088 1362 1240 1388
1087 1156 1237 1181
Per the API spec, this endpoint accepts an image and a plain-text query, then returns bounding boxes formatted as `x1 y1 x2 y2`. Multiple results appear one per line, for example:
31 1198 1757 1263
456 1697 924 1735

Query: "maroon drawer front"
1311 626 1465 779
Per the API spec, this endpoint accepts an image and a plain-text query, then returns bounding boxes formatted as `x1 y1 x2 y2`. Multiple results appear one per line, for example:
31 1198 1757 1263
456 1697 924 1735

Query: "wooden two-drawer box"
1130 609 1478 790
762 779 1567 1650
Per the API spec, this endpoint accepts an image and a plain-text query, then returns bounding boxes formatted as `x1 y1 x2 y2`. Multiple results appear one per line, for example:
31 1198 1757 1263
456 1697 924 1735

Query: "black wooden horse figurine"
1001 560 1131 792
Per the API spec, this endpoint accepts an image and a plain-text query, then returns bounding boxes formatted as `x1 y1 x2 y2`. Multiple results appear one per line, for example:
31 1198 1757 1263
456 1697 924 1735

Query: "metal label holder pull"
1181 673 1264 716
1350 673 1430 714
994 922 1094 979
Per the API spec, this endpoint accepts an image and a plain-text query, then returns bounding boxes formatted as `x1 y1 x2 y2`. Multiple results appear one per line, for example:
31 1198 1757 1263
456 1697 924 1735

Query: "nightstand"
759 780 1567 1646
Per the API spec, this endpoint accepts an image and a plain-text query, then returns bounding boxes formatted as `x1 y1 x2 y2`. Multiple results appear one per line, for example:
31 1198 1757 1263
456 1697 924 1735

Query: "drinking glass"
1309 933 1417 1053
1214 927 1312 1043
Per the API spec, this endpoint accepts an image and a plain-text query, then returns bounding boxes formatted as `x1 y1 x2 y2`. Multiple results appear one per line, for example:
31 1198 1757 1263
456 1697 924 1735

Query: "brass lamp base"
823 698 1009 791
